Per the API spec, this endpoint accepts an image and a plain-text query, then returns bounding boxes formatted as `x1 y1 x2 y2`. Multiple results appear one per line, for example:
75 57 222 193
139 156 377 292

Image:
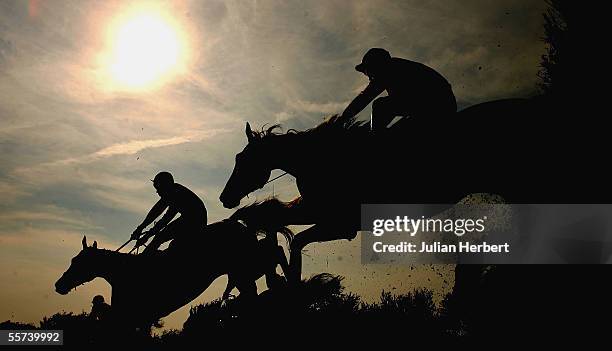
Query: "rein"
264 171 288 185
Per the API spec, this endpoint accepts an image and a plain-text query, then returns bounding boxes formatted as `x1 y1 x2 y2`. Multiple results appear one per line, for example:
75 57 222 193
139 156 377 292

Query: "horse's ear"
82 236 87 250
92 241 97 249
245 122 254 143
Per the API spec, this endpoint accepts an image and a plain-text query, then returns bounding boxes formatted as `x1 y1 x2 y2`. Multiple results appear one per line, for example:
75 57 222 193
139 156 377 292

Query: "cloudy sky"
0 0 547 330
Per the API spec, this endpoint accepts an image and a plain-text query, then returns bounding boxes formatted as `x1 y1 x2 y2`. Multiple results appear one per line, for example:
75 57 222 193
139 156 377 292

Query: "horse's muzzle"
221 199 240 209
220 193 240 209
55 279 70 295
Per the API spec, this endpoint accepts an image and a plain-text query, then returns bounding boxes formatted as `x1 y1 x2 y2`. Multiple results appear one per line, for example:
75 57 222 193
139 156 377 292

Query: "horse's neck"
92 250 129 286
269 133 343 191
266 134 304 176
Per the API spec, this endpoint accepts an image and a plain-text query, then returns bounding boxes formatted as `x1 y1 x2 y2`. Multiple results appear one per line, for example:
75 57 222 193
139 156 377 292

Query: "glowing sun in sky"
106 9 186 90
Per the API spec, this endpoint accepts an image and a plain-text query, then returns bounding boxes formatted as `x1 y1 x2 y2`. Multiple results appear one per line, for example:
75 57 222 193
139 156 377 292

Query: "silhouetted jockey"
131 171 208 253
341 48 457 131
89 295 111 322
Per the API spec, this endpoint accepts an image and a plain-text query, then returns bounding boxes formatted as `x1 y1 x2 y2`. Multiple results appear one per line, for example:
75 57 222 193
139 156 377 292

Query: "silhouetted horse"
219 97 585 282
55 219 291 331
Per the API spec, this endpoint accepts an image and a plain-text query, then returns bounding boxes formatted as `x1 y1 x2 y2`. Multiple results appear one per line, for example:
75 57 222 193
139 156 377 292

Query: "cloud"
86 129 227 159
0 180 29 203
287 99 349 115
12 129 227 181
0 207 101 231
274 99 349 123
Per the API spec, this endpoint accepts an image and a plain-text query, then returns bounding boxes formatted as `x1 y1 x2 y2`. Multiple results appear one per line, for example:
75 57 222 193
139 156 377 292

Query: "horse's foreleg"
255 197 303 289
263 243 290 290
235 279 257 313
262 232 280 286
237 280 257 297
276 245 290 278
223 275 236 300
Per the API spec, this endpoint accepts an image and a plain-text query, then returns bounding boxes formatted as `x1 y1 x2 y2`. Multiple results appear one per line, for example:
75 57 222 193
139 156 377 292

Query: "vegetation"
1 273 464 347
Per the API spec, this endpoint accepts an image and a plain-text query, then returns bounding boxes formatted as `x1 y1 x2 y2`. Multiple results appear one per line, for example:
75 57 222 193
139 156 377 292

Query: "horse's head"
55 236 100 295
220 122 272 208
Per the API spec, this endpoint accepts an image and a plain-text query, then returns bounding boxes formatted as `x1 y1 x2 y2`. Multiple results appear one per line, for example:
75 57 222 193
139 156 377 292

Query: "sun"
107 11 184 90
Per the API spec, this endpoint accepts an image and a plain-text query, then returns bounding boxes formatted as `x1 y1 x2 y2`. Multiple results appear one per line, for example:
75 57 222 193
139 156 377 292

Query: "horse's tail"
245 223 294 247
229 197 295 246
272 226 294 246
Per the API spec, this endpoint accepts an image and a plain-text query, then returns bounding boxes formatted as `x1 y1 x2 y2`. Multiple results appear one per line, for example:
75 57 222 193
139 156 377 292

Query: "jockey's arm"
134 199 168 237
141 207 179 248
150 206 178 234
341 80 385 121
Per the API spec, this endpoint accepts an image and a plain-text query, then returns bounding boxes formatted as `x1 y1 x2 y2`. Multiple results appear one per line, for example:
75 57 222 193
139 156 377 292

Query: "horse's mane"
309 114 368 133
230 197 296 245
232 196 292 214
92 247 131 258
72 247 136 273
248 114 368 142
